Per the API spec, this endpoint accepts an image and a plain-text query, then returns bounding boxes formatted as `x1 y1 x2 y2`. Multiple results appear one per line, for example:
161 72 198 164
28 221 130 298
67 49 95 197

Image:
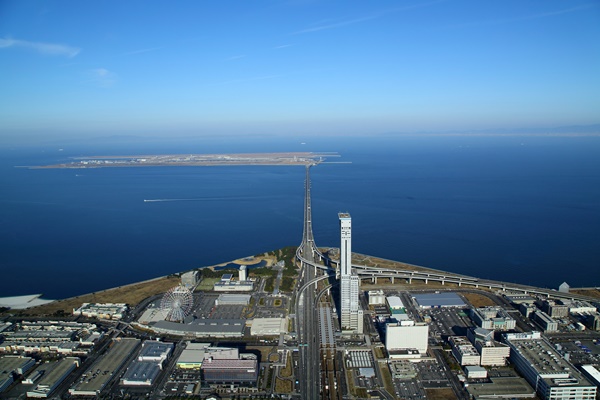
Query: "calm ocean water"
1 135 599 299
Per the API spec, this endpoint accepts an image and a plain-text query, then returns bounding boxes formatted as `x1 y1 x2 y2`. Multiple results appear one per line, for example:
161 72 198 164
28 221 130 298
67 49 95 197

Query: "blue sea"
1 135 599 300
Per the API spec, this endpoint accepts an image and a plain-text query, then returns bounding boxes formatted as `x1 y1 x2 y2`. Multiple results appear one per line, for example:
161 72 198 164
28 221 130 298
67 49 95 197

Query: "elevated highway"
295 165 332 400
293 164 596 399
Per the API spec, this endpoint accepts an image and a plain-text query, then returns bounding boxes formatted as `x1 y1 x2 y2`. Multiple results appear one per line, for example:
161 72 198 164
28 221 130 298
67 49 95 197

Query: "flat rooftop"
139 341 173 359
508 336 594 389
413 292 466 308
152 319 245 337
121 360 161 385
69 338 140 395
467 377 535 399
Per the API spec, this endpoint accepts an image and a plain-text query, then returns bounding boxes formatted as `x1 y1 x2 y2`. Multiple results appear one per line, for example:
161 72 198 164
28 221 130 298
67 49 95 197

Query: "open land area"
11 276 180 316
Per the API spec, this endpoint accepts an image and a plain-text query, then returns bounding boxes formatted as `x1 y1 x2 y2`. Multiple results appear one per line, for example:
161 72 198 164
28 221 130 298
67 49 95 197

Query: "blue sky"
1 0 599 140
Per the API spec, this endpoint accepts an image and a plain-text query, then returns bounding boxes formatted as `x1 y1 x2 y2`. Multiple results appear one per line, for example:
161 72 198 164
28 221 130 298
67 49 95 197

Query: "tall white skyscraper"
339 213 363 333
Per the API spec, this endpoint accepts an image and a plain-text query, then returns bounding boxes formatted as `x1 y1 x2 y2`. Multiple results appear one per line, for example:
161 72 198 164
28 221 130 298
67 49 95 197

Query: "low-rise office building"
449 336 480 366
533 310 558 332
471 307 516 331
368 290 385 305
519 303 537 318
468 328 511 365
537 300 569 319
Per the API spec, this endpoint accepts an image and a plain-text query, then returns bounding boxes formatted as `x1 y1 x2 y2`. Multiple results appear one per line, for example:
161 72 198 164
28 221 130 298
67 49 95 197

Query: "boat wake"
143 199 195 202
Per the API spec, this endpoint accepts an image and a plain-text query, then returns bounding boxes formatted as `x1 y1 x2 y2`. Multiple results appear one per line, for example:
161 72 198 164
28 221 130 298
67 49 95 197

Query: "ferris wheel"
160 285 194 322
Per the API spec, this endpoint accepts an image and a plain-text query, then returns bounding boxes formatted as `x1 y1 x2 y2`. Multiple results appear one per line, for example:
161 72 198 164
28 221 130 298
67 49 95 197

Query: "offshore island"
31 152 338 169
2 164 600 400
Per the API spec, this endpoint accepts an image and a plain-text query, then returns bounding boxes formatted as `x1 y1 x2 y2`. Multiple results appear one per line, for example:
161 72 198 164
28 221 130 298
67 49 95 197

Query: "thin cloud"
225 55 246 61
293 15 376 34
124 46 163 56
274 44 293 49
293 0 446 34
88 68 117 88
215 73 287 86
451 3 596 28
523 3 596 20
0 37 80 57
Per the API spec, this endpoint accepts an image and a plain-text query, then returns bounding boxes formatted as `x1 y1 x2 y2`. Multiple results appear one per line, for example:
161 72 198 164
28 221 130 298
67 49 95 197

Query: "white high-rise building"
339 213 363 334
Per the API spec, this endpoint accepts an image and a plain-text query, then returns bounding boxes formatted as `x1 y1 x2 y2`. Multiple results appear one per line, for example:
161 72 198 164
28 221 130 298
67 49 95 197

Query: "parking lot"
253 295 289 318
551 338 600 366
394 379 426 399
414 360 451 389
427 307 474 338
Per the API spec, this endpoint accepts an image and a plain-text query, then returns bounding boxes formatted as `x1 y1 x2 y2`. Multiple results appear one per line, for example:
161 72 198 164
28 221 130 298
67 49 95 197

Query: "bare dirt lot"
14 276 180 316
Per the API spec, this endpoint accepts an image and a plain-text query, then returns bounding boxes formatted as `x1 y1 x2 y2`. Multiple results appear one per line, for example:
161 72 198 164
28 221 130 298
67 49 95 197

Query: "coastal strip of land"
31 152 338 169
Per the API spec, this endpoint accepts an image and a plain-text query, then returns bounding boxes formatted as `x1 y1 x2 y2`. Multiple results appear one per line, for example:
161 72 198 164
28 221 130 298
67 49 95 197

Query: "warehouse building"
385 320 428 357
215 294 251 306
69 338 140 397
213 273 254 292
26 357 80 398
505 294 536 305
562 299 597 314
176 343 240 369
412 292 466 308
120 361 162 386
386 296 411 321
504 332 596 400
150 319 245 338
0 356 36 392
138 340 174 366
386 296 404 311
464 366 487 379
250 318 287 336
201 358 258 384
176 343 211 369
